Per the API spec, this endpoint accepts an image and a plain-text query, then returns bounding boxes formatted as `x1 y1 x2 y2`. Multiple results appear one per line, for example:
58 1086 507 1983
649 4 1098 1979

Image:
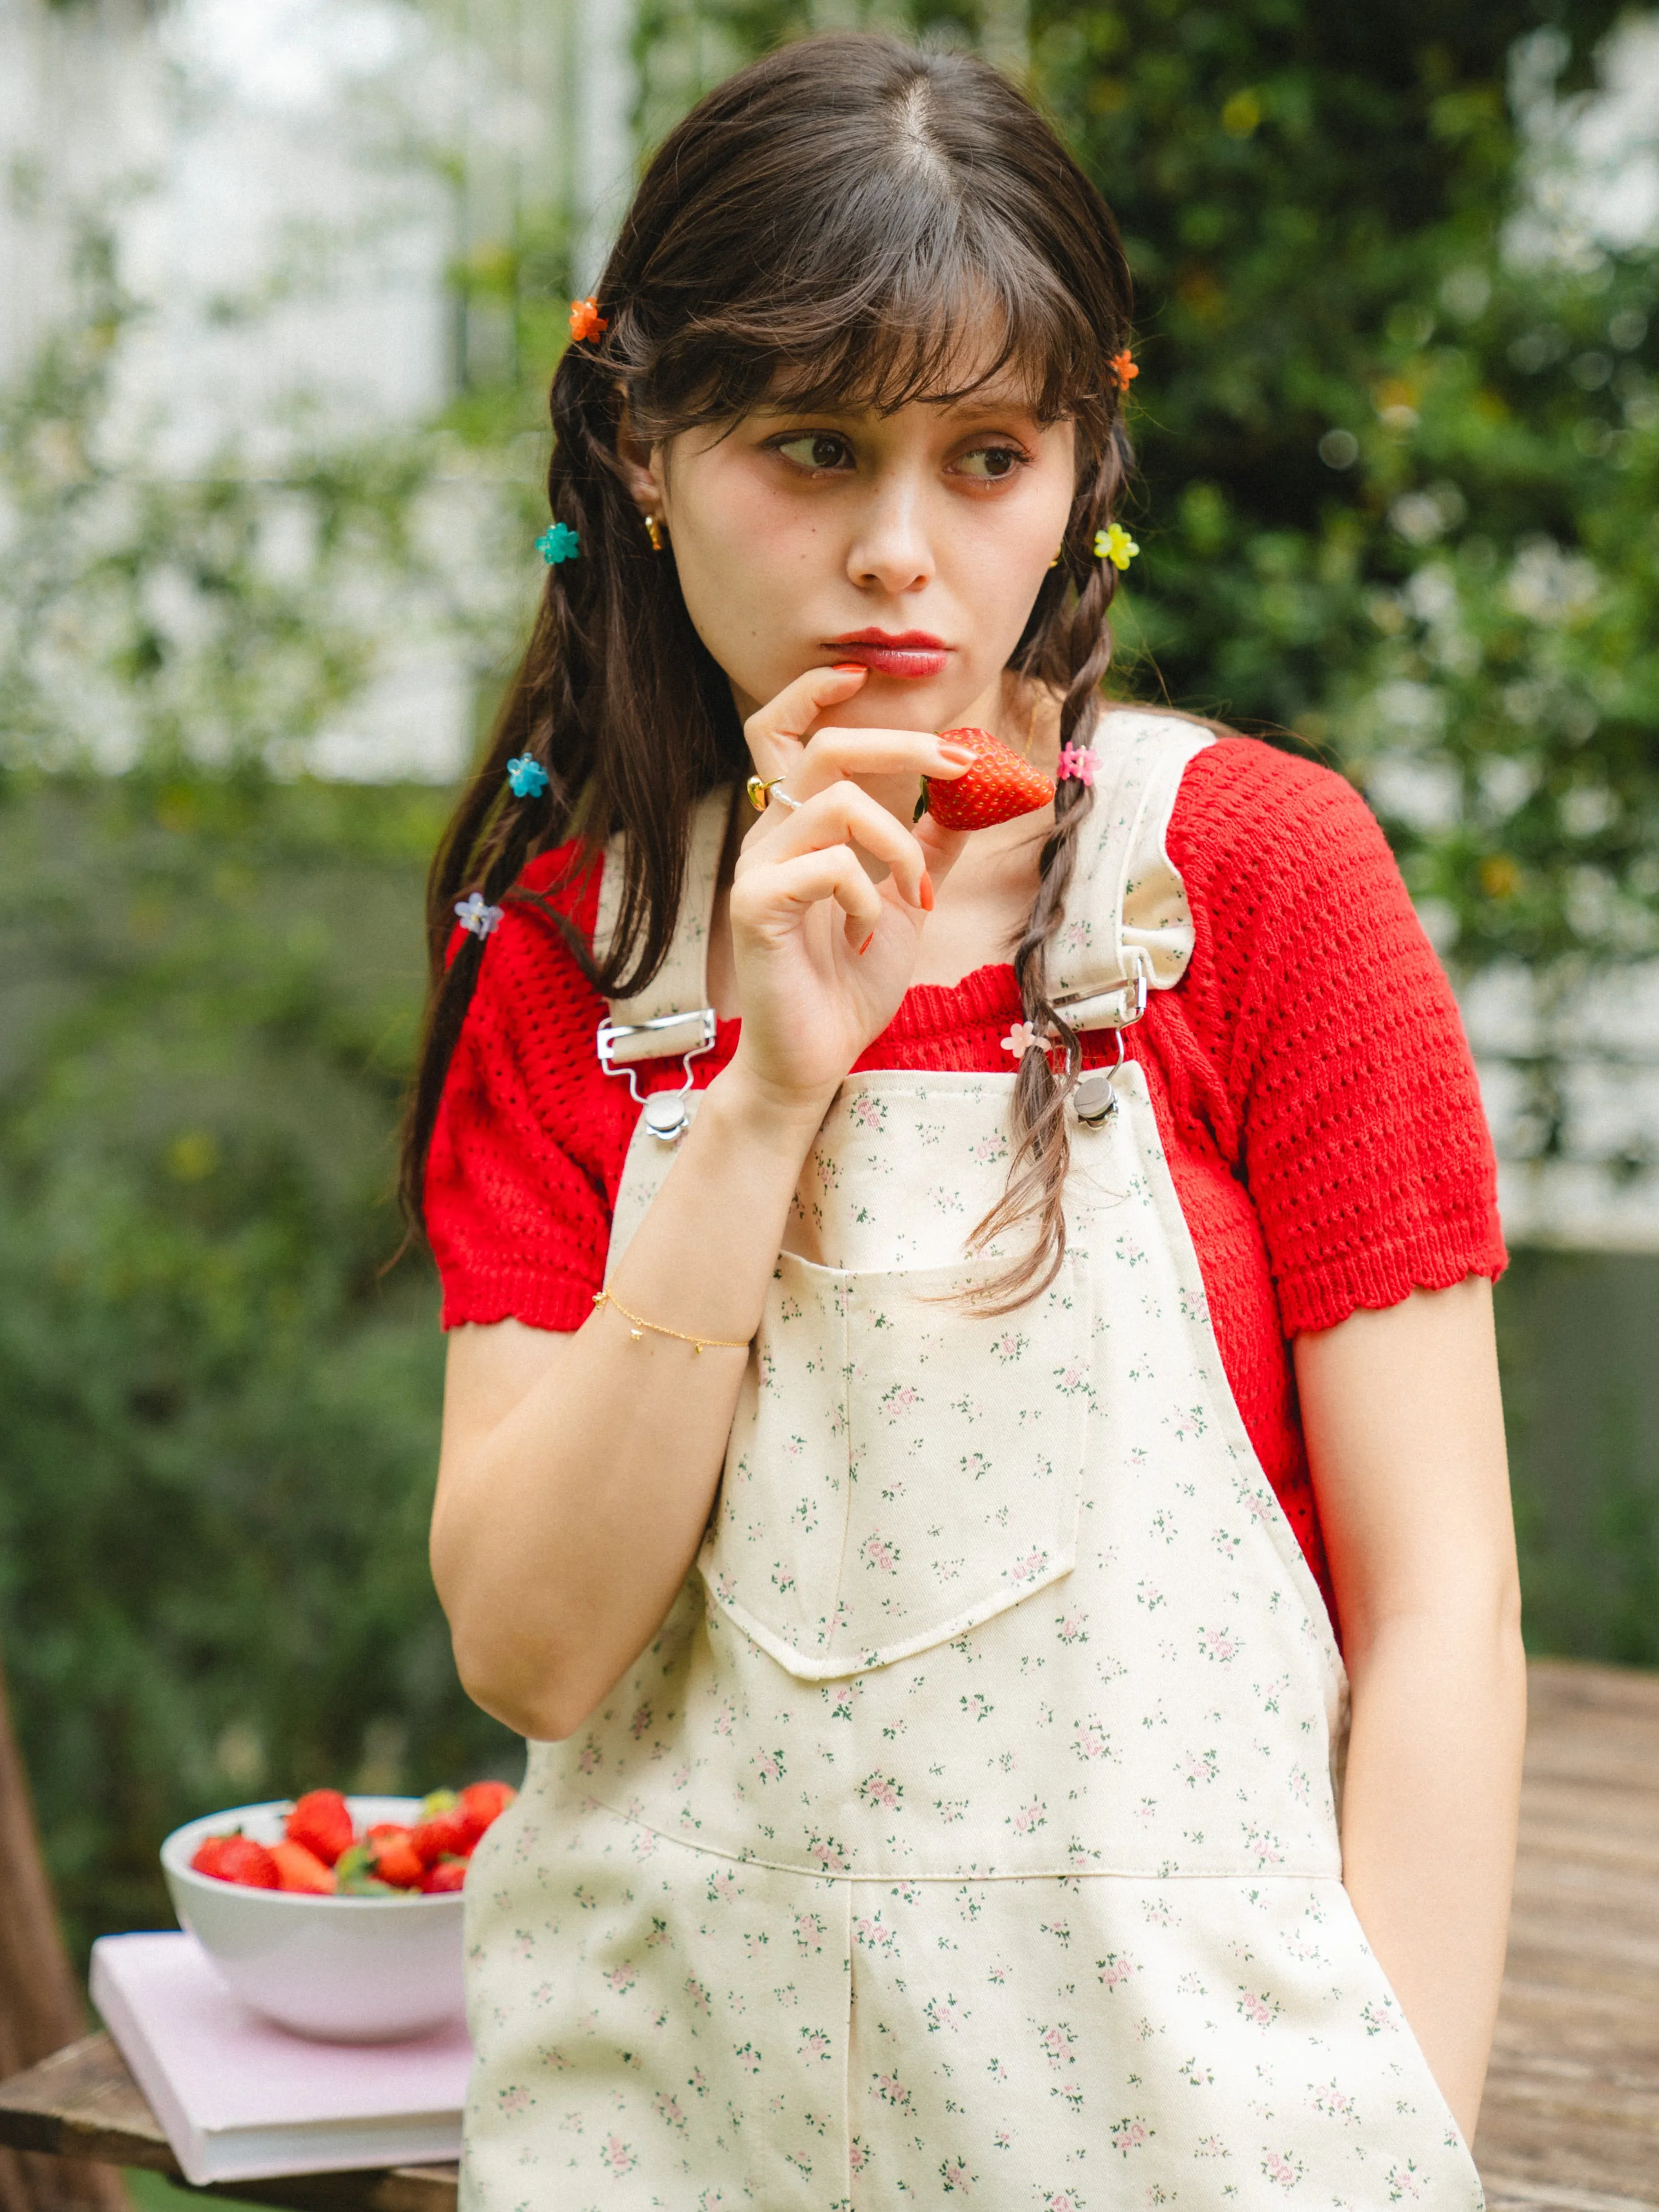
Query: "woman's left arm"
1295 1274 1526 2147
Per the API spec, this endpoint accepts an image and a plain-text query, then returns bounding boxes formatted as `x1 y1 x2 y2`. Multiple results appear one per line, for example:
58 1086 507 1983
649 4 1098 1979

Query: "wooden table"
1 1659 1654 2211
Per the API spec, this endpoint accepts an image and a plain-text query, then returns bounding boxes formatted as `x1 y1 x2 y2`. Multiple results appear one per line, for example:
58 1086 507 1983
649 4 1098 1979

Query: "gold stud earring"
644 513 665 553
1048 544 1064 568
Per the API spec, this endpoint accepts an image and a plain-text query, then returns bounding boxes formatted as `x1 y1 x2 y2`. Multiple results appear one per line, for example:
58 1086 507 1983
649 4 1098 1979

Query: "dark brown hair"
400 31 1135 1306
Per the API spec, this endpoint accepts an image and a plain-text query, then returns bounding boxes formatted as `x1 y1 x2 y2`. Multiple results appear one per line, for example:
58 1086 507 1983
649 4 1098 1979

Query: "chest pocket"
699 1250 1091 1679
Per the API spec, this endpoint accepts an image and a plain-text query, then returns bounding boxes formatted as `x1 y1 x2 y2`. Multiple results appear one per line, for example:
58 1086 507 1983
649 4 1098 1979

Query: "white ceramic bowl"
160 1796 465 2044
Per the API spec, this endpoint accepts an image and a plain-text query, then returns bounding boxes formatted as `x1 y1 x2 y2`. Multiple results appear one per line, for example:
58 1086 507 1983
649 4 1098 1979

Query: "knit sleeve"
1166 738 1507 1338
423 852 621 1334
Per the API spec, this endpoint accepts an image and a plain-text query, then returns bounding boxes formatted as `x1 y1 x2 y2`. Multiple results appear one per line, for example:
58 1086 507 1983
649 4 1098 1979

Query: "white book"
90 1932 471 2187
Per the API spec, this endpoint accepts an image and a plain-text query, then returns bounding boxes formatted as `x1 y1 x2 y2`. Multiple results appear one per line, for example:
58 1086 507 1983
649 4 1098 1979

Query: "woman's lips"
826 631 950 680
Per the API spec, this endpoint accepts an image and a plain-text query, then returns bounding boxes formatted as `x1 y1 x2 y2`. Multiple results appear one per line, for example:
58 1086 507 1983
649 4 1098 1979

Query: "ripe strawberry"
270 1840 337 1894
191 1833 280 1888
419 1858 467 1895
918 727 1054 831
285 1789 354 1868
368 1828 427 1890
456 1780 517 1846
410 1807 473 1867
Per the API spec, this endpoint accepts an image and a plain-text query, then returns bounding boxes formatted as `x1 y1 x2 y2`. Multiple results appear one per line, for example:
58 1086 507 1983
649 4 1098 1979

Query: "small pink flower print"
969 1132 1007 1164
1009 1549 1049 1586
850 1095 885 1132
652 2092 687 2133
689 2066 707 2096
1072 1720 1112 1762
879 1381 920 1419
808 1833 851 1872
706 1868 737 1903
1386 2162 1427 2202
990 1329 1027 1362
1262 2150 1303 2190
628 1701 652 1738
732 2041 761 2074
1360 2000 1397 2037
1055 1611 1088 1644
713 1700 736 1736
800 2027 833 2062
754 1748 784 1784
939 2156 975 2193
923 1993 965 2035
1096 1951 1138 1990
601 2135 636 2175
793 1911 826 1953
684 1974 710 2013
993 2129 1012 2150
1041 2193 1084 2211
1182 1748 1219 1787
848 2137 870 2175
875 2071 910 2110
1199 1625 1240 1662
1195 2134 1230 2159
859 1771 903 1810
1237 1988 1279 2029
604 1963 636 1994
1012 1799 1047 1834
498 2086 531 2117
1312 2081 1359 2125
1287 1763 1311 1804
1037 2021 1077 2072
986 2056 1009 2082
1111 2117 1151 2155
1054 1363 1089 1393
577 1737 602 1774
861 1533 900 1573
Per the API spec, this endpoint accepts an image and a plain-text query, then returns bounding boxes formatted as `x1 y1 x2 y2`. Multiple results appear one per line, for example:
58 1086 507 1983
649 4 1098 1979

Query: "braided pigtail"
966 420 1136 1312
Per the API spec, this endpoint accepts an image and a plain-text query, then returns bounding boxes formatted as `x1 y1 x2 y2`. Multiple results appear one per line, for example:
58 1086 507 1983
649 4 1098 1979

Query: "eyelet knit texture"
425 736 1506 1627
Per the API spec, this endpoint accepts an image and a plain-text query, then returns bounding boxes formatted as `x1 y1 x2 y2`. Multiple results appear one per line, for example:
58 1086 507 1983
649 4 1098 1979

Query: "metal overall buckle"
595 1009 716 1142
1054 969 1147 1129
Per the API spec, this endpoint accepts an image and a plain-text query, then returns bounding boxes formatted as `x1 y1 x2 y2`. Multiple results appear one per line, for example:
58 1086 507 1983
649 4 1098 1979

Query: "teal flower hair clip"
506 754 549 799
537 522 580 565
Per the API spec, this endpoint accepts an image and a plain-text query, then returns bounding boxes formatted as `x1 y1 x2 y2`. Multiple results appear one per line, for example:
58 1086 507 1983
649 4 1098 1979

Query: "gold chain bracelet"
592 1287 750 1355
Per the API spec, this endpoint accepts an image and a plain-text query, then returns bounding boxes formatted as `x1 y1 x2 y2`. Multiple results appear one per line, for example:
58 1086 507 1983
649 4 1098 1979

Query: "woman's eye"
775 433 854 473
955 444 1027 480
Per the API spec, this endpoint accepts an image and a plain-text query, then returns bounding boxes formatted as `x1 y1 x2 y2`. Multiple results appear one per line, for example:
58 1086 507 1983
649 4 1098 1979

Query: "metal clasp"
596 1009 717 1144
1052 967 1148 1033
1072 1030 1127 1127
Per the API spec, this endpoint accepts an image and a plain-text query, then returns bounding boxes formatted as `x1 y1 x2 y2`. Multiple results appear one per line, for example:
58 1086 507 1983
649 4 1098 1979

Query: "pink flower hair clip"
1057 743 1098 787
1001 1020 1059 1062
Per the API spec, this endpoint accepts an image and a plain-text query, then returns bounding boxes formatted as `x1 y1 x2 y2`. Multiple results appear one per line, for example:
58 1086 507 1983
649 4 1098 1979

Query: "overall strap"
1048 709 1213 1031
593 786 731 1070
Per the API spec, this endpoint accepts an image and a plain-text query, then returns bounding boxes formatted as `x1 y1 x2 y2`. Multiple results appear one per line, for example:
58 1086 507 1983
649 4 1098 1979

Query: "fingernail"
917 873 934 912
939 743 976 763
832 662 868 675
858 931 875 956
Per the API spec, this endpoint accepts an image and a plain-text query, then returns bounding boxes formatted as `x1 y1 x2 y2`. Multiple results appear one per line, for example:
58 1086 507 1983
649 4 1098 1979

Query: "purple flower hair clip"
454 892 504 939
1057 743 1098 786
506 754 549 799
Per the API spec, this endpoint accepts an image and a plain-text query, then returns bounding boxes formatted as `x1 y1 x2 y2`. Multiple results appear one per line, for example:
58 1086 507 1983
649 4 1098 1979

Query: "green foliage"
0 771 518 1958
1033 1 1659 978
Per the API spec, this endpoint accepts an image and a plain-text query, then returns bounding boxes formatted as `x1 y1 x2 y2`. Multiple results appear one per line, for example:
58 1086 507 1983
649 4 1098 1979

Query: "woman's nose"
845 484 934 596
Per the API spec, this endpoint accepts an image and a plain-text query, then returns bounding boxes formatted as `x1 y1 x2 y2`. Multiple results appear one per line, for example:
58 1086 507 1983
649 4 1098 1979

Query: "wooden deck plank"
0 1659 1654 2206
1474 1659 1659 2208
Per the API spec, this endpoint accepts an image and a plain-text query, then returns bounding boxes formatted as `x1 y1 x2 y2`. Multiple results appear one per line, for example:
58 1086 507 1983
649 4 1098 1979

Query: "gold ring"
745 774 799 812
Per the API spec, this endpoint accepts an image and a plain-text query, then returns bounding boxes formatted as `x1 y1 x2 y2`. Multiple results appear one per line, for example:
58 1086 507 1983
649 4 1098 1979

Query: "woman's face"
637 374 1077 737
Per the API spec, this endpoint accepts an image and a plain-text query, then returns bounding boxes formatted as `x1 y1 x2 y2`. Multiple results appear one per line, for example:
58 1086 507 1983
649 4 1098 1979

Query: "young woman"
409 34 1524 2208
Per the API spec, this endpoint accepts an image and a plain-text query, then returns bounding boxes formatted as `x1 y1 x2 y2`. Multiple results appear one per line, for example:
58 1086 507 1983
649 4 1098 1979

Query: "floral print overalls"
462 710 1484 2210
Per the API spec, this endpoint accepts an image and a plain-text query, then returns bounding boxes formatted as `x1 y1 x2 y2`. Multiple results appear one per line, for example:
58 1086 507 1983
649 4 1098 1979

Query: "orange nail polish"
833 662 868 675
918 872 935 911
858 931 875 955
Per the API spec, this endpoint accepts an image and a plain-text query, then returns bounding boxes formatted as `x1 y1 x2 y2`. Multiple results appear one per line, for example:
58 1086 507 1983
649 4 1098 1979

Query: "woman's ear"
616 403 667 522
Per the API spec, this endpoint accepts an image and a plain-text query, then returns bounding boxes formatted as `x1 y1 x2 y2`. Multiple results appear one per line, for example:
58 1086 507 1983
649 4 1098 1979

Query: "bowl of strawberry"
160 1781 514 2043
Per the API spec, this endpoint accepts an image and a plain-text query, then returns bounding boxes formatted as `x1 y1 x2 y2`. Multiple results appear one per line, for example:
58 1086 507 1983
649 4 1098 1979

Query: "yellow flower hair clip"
1096 523 1140 571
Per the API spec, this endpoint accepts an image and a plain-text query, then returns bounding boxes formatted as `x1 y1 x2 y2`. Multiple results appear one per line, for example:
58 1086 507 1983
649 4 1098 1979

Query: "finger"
731 844 887 954
789 725 976 800
745 665 869 775
749 779 933 908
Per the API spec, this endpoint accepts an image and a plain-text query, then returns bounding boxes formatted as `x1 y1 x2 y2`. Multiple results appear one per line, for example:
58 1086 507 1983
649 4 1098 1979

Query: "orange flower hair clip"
568 297 608 343
1111 349 1138 394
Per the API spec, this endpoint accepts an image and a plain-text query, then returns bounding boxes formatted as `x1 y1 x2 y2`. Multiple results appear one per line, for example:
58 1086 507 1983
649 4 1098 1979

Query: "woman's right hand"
726 665 972 1109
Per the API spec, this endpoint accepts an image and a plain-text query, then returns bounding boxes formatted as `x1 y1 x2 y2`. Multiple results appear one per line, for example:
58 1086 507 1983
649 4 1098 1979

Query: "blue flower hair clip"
506 754 549 799
455 892 504 939
537 522 580 565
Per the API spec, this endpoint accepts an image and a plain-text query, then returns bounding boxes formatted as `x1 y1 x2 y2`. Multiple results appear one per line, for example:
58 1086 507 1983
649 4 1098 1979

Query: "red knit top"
425 736 1506 1624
